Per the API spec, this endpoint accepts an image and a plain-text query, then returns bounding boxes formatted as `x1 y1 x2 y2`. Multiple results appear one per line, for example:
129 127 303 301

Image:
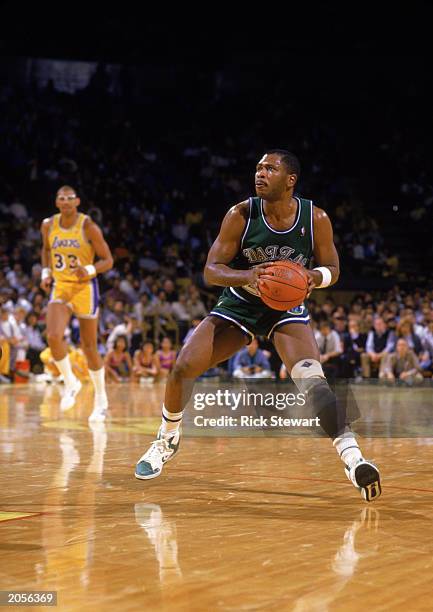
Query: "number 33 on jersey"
49 213 95 282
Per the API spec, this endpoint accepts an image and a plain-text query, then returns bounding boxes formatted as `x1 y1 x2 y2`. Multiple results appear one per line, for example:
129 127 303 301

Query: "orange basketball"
258 260 309 311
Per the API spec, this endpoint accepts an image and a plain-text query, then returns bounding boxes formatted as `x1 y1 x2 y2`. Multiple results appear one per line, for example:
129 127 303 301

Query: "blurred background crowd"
0 26 432 385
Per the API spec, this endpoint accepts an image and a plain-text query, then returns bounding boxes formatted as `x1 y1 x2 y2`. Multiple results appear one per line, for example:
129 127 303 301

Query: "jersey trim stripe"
81 214 91 244
260 197 301 234
240 198 252 249
310 200 314 251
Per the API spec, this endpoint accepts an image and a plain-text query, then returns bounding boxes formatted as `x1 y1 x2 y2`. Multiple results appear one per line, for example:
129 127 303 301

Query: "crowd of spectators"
0 68 431 386
1 274 433 386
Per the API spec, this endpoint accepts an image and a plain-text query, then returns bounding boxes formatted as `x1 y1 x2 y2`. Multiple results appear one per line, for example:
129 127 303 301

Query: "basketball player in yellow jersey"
40 185 113 421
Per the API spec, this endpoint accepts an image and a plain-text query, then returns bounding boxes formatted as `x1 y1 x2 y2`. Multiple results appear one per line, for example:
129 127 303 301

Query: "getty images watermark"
180 382 324 436
181 378 433 437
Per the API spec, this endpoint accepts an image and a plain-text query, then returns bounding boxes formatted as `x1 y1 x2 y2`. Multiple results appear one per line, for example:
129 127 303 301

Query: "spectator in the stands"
24 311 46 372
420 320 433 374
106 314 142 353
0 305 23 372
379 338 423 385
133 341 159 382
361 316 395 378
101 299 127 332
104 336 133 382
155 336 176 378
340 319 367 378
187 286 207 320
233 338 272 379
315 320 343 379
394 318 423 355
171 293 192 342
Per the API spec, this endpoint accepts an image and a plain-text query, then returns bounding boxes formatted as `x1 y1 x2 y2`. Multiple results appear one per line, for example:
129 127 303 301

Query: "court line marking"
0 512 43 524
170 468 433 494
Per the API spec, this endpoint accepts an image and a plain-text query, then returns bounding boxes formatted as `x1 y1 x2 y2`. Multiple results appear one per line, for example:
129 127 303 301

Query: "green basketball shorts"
210 287 310 341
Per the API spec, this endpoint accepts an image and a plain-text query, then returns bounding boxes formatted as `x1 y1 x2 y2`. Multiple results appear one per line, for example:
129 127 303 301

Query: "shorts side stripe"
267 316 310 338
209 311 254 341
91 278 99 315
229 287 251 302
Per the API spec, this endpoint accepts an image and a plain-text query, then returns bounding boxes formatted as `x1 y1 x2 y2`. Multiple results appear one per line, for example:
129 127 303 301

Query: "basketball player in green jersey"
135 150 381 502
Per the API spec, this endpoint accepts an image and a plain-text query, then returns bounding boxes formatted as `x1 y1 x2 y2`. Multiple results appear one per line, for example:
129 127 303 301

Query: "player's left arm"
307 206 340 296
74 219 114 280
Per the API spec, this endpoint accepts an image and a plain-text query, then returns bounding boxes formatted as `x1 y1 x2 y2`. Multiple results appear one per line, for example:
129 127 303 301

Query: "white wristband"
313 266 332 288
41 267 52 280
84 264 97 277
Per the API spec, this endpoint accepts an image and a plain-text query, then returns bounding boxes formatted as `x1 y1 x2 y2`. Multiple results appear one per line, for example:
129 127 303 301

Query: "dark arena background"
1 3 433 611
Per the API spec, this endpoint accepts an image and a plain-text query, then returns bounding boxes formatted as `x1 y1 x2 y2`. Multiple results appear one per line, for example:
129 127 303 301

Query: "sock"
89 367 107 397
54 355 76 387
161 404 183 436
333 433 363 468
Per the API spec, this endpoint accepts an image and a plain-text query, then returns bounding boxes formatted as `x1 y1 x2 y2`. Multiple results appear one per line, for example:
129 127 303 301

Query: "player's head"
255 150 300 200
55 185 80 213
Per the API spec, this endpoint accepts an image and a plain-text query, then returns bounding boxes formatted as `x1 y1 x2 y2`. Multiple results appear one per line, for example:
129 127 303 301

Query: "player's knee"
290 359 325 392
171 355 203 380
80 338 95 354
47 331 64 346
290 359 343 439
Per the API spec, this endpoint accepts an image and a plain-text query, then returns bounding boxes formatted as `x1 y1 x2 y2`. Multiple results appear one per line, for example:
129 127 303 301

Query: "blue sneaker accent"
135 428 180 480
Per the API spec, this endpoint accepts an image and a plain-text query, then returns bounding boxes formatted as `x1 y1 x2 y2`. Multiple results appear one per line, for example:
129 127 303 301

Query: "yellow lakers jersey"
49 213 95 283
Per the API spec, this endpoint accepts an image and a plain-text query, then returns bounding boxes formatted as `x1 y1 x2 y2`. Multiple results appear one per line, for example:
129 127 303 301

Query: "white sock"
161 404 183 436
333 433 363 468
54 355 76 387
89 367 107 397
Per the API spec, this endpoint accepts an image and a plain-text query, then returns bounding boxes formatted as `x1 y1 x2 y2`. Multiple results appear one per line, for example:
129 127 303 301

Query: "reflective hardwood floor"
1 381 433 611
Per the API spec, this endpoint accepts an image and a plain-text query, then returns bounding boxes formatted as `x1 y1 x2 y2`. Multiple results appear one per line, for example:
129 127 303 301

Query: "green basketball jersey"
229 196 314 304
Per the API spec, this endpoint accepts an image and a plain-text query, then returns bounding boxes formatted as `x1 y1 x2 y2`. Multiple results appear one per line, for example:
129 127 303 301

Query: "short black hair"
265 149 301 177
56 185 77 196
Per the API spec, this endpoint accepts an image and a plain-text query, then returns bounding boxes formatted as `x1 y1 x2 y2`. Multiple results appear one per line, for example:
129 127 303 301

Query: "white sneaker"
345 458 382 502
60 378 82 411
135 429 180 480
88 393 108 423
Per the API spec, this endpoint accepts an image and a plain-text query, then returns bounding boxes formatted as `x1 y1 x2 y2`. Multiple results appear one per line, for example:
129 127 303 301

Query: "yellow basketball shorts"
49 279 100 319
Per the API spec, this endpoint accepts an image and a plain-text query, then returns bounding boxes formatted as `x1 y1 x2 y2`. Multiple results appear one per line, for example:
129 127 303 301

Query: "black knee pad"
307 380 345 439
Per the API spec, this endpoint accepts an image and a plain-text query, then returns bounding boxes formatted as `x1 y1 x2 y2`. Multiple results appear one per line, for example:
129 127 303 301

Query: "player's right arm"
40 218 53 293
204 202 268 287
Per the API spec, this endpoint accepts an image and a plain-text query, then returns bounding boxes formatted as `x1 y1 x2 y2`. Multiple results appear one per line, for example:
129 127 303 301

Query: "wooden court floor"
1 381 433 611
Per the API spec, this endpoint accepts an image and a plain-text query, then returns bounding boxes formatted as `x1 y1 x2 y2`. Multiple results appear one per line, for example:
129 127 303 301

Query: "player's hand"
74 266 90 281
40 277 53 293
306 269 323 298
245 263 272 288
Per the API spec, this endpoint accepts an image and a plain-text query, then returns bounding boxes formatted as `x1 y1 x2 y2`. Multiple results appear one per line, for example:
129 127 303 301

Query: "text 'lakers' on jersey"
49 213 94 283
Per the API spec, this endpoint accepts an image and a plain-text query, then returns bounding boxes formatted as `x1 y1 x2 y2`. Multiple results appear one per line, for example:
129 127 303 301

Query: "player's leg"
78 316 108 422
46 302 82 411
46 302 71 360
72 281 107 421
135 316 248 480
273 323 381 502
164 317 248 413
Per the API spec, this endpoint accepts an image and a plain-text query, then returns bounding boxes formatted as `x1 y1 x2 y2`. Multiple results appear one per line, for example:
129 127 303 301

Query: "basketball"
258 260 309 311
